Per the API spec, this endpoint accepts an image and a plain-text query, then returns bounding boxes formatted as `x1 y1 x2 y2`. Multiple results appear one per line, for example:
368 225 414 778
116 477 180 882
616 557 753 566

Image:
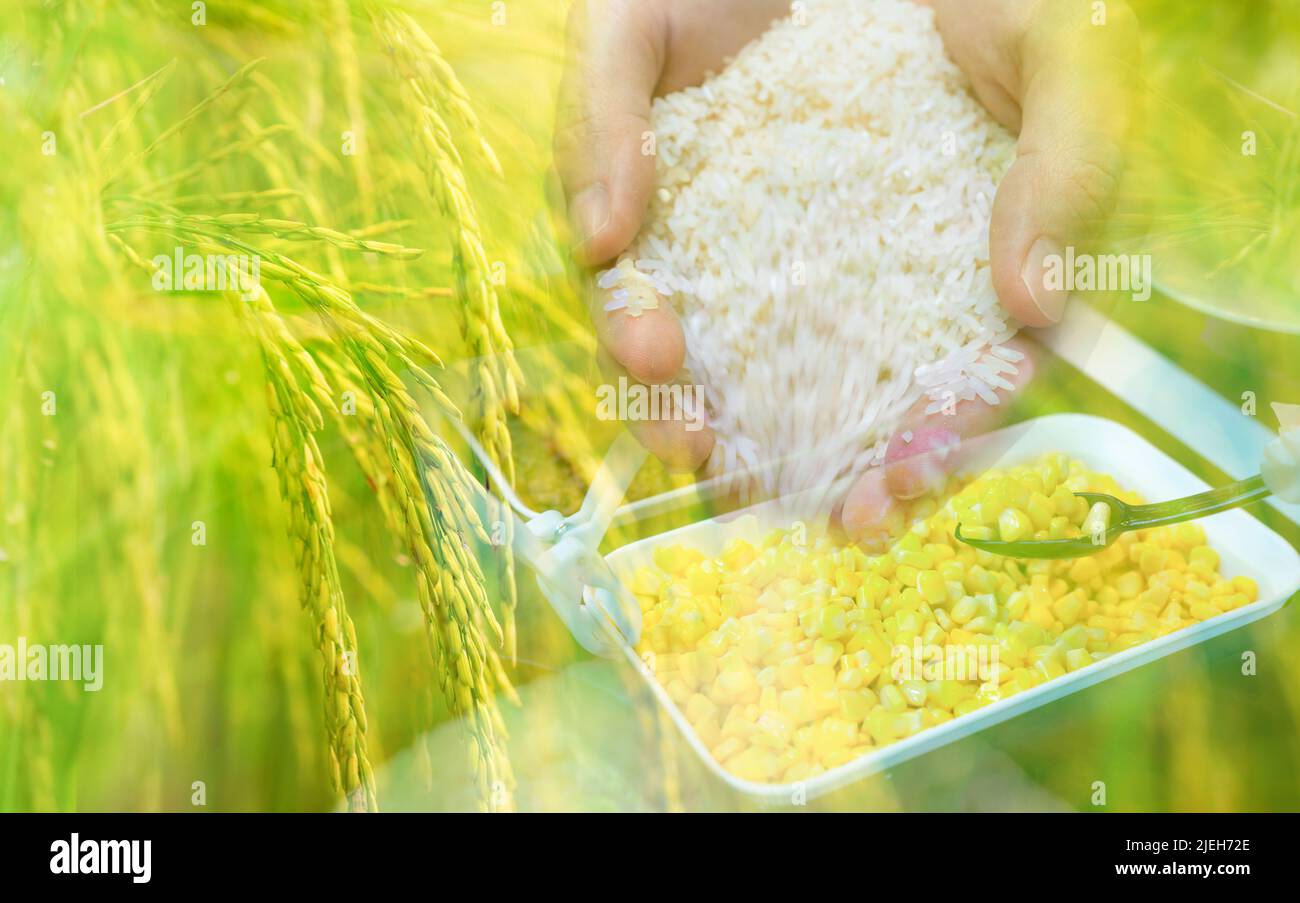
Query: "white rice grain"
599 0 1019 504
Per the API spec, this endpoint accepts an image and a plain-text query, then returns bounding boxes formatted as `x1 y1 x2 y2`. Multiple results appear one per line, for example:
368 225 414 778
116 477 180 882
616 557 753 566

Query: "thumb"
989 3 1139 327
554 1 665 265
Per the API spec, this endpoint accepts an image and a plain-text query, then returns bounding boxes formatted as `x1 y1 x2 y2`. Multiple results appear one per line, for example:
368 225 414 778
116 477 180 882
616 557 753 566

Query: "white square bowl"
605 414 1300 804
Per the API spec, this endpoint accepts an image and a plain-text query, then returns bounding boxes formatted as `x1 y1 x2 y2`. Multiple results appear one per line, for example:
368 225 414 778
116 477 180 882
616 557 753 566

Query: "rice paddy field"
1 0 1298 813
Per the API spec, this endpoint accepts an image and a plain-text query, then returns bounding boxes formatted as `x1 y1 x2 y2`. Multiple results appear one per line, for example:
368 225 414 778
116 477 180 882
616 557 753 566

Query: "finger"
596 345 714 473
839 469 903 552
590 277 686 385
883 336 1038 500
989 2 1140 327
554 0 666 265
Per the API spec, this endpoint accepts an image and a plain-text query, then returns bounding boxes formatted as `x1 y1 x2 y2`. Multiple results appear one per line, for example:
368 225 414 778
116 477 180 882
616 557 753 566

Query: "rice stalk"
164 187 303 208
90 59 177 161
328 0 377 222
309 332 520 808
234 284 379 812
374 6 524 660
106 58 264 187
139 224 522 808
348 281 454 299
235 109 351 284
109 211 424 258
131 124 296 195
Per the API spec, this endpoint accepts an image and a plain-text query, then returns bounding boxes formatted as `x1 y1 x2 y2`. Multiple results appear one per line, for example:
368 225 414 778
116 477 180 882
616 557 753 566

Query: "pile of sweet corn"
626 453 1258 785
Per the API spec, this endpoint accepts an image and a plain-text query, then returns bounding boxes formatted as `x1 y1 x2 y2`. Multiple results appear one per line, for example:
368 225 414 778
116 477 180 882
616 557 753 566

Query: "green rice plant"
373 6 525 661
116 218 521 808
235 285 378 812
0 0 683 813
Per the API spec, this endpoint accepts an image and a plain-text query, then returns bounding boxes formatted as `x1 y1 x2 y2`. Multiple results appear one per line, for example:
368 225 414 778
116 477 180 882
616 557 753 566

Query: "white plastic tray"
605 413 1300 804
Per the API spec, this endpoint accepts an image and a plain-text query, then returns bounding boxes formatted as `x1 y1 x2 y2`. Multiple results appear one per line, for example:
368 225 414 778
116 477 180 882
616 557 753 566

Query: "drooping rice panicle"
129 222 523 808
234 285 379 812
311 334 520 808
373 7 524 661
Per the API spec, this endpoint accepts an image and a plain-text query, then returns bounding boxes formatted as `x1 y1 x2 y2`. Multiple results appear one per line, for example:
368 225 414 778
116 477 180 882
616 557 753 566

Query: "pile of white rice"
601 0 1021 503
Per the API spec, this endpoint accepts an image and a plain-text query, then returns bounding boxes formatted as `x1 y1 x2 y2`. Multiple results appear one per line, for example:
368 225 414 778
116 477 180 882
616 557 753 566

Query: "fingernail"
841 471 900 548
570 184 610 244
1020 237 1069 324
885 427 961 500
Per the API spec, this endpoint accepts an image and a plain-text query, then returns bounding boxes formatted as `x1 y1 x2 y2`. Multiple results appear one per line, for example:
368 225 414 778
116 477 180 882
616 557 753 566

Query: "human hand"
554 0 1137 526
841 0 1139 540
554 0 791 470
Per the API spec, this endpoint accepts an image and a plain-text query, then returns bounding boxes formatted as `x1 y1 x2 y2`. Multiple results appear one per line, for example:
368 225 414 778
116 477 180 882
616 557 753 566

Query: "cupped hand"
554 0 791 470
554 0 1139 527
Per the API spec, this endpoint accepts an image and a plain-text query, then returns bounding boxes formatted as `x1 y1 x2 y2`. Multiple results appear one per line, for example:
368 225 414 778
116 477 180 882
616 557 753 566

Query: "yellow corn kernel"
1068 556 1101 586
1033 657 1067 681
1232 576 1259 602
1159 601 1184 626
1225 593 1249 611
712 737 746 765
895 548 935 570
1052 590 1084 627
1045 516 1071 540
727 746 779 782
653 544 705 576
1077 501 1108 537
863 710 895 745
899 679 928 707
1187 545 1219 574
835 663 866 691
1017 485 1050 525
790 722 811 753
752 711 794 749
840 689 876 723
878 683 907 712
809 687 841 716
1114 571 1143 599
998 508 1032 543
802 663 836 693
739 625 775 664
861 573 891 607
1139 547 1167 576
1050 484 1076 517
916 570 947 605
1064 648 1092 672
1171 523 1206 550
949 595 978 625
715 668 757 705
813 716 858 756
921 620 946 647
779 687 815 725
1112 631 1151 651
817 604 849 639
1027 604 1055 630
681 650 719 689
889 710 925 739
686 693 718 725
812 638 844 666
